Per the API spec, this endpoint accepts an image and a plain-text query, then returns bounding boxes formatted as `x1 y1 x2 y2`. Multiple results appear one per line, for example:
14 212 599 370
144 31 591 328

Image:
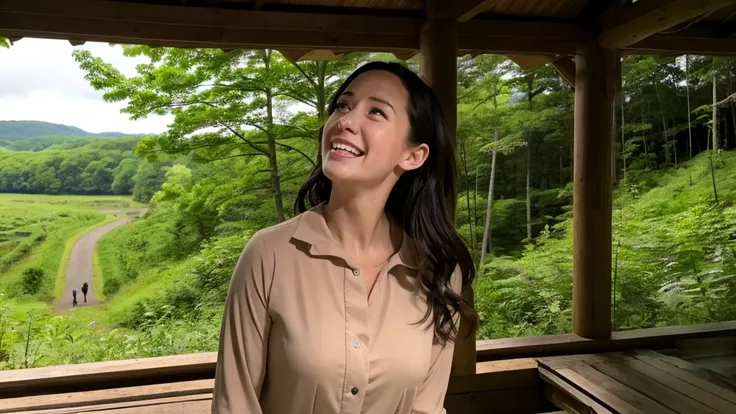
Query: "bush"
103 277 121 296
21 268 44 295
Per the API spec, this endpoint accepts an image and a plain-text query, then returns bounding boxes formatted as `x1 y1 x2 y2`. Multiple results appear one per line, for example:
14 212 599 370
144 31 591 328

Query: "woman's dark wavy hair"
294 61 476 345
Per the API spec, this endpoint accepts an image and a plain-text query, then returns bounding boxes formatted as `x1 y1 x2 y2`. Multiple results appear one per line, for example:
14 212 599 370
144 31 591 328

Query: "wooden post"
420 18 458 143
572 40 617 339
420 17 476 376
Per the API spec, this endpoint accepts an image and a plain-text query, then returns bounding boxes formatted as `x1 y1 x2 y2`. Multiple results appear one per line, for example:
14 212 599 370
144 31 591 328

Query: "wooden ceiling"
1 0 735 61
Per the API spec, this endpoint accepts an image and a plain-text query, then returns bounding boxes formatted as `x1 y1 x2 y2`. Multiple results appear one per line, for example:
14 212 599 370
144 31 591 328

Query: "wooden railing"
1 321 734 413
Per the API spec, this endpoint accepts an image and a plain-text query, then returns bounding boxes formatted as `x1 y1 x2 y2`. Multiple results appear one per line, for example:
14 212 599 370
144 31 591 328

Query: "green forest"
1 41 736 369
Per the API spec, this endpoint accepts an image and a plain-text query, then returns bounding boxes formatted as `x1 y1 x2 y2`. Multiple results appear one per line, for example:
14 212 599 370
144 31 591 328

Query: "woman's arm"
212 234 273 413
411 266 464 414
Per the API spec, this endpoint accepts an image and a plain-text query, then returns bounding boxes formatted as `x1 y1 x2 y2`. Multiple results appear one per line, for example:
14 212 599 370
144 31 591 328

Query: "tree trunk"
526 133 532 241
653 79 669 163
611 98 617 184
686 55 693 158
621 93 626 178
671 115 678 167
725 118 730 151
559 150 563 186
713 61 719 151
317 62 327 123
474 167 479 236
707 130 719 203
729 70 736 152
640 96 648 156
461 142 474 250
480 129 498 267
264 52 285 222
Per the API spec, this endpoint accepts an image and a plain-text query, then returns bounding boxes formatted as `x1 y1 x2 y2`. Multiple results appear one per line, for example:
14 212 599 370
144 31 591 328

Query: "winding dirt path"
54 217 133 312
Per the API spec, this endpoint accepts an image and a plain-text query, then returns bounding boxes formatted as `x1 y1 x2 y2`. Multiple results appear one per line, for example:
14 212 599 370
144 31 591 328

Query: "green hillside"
476 152 736 339
0 121 143 142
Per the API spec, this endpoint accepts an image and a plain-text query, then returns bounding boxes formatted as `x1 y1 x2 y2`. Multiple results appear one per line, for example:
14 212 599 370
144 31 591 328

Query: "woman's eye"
369 107 386 118
336 102 349 112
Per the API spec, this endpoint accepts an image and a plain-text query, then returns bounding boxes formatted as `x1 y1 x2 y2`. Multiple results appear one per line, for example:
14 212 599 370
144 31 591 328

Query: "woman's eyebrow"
340 91 396 114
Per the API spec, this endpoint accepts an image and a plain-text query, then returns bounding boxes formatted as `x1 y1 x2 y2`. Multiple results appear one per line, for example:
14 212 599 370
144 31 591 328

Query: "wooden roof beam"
551 56 575 87
427 0 501 22
0 0 585 55
599 0 735 49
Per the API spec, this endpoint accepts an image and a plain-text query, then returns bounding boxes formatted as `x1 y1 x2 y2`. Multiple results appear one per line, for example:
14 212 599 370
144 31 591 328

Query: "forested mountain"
0 120 143 142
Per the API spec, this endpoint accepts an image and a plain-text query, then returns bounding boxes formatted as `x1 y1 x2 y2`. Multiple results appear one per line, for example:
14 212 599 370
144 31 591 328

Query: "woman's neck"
324 184 393 258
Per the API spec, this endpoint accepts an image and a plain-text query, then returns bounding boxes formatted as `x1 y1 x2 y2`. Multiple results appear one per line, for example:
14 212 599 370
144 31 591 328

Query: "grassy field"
0 194 143 302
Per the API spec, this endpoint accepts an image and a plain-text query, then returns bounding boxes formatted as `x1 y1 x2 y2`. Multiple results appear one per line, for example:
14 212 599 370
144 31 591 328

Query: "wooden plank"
0 0 585 55
592 361 719 414
684 353 736 381
476 357 538 374
95 400 211 413
599 0 735 49
0 12 419 52
448 359 539 394
626 34 736 56
444 387 547 414
477 320 736 361
561 365 676 413
0 352 216 397
0 379 213 413
620 358 736 413
458 35 578 55
0 0 423 35
20 394 213 414
429 0 502 22
637 349 736 390
633 350 736 402
506 54 553 70
539 367 613 414
572 39 616 340
537 352 631 370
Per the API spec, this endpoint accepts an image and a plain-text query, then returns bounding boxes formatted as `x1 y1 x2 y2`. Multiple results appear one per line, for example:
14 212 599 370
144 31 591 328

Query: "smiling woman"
213 61 476 414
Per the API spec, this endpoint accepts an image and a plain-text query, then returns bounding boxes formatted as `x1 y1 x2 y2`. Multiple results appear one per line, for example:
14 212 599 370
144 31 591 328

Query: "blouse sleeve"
411 266 464 414
212 233 274 414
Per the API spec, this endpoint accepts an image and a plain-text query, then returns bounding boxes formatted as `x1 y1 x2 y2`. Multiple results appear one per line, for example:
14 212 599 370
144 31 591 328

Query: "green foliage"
21 268 44 295
0 139 141 195
0 297 220 369
476 152 736 338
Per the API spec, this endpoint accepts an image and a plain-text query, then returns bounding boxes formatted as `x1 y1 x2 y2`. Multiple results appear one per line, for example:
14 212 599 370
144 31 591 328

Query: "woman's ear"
399 143 430 172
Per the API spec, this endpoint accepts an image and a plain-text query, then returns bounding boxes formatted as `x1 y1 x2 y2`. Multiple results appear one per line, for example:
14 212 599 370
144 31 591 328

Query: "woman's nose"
337 112 359 135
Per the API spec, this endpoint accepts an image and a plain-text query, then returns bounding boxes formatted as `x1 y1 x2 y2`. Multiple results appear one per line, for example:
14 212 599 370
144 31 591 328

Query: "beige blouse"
212 203 461 414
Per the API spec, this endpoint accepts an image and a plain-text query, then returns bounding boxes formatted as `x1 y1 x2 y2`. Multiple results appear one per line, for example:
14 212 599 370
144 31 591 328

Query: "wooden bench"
538 349 736 413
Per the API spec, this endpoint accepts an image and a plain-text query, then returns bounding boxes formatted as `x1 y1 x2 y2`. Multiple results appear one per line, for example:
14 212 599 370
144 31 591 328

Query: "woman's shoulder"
245 212 304 253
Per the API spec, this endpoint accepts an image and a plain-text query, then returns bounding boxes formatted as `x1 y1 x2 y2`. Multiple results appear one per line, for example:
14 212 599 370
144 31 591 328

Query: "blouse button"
352 269 360 276
351 387 359 395
353 339 360 349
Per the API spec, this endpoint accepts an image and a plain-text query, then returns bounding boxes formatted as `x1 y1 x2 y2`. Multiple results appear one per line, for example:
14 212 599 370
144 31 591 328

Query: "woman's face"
321 70 429 187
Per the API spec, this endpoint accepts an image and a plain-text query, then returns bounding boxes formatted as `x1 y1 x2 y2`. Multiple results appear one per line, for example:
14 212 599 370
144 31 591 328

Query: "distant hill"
0 120 145 141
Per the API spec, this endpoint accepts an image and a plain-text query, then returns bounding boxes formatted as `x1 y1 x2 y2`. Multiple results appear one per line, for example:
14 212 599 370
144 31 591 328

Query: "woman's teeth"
332 143 363 156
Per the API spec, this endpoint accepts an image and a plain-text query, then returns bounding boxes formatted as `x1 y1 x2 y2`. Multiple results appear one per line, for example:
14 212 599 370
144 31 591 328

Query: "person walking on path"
72 289 78 307
81 282 89 303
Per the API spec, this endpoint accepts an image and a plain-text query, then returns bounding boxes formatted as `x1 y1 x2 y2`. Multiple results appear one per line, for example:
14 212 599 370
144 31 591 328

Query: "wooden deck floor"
538 349 736 413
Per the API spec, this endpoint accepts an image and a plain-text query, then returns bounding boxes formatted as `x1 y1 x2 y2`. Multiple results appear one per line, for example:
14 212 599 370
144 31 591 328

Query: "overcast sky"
0 38 173 134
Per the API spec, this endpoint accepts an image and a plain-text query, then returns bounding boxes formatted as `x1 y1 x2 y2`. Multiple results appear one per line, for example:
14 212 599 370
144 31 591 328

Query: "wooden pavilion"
2 0 736 412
